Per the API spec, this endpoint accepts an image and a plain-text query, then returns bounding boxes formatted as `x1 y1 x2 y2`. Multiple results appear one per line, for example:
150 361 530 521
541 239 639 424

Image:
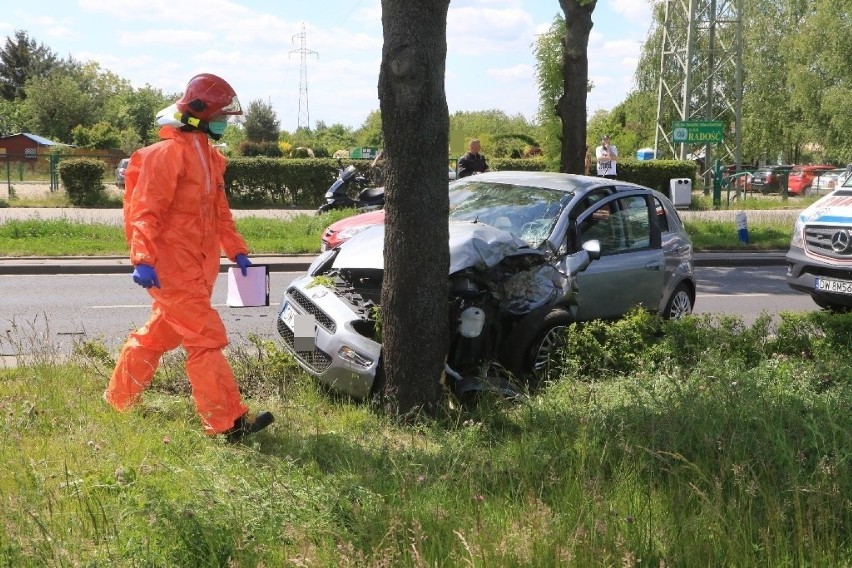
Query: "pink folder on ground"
226 265 270 307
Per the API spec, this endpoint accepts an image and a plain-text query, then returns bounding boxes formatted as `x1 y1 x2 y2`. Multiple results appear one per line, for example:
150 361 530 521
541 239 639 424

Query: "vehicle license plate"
282 302 296 331
815 277 852 295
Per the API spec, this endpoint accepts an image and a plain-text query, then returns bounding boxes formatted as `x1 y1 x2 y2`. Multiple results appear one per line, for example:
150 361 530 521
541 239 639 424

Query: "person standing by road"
595 135 618 179
457 139 489 178
104 73 274 443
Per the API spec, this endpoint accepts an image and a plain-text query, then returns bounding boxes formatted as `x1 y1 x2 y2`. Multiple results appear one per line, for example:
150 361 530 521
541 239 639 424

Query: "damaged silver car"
277 171 695 399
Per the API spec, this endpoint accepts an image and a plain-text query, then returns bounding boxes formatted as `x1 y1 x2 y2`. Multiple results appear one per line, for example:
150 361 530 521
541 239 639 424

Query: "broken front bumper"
277 276 381 400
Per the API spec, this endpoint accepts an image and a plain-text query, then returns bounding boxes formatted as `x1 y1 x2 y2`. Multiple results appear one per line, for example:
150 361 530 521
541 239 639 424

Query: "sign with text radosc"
672 121 724 143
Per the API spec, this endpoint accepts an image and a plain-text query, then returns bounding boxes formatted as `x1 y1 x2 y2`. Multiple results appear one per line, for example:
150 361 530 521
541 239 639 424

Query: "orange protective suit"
105 125 249 434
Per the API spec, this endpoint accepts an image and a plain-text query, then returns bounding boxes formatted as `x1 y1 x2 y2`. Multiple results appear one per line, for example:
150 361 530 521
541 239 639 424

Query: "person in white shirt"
595 135 618 179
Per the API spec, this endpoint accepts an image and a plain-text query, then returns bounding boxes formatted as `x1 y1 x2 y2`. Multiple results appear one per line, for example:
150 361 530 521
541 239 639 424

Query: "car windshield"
448 180 572 248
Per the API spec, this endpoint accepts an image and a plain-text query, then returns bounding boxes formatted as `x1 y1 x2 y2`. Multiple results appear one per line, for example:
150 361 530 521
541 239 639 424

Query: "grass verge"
0 209 355 256
1 310 850 565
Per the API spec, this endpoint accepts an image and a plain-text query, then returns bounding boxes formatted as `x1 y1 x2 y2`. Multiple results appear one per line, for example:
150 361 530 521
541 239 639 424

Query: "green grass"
690 190 820 211
0 210 356 256
684 217 795 250
1 310 850 565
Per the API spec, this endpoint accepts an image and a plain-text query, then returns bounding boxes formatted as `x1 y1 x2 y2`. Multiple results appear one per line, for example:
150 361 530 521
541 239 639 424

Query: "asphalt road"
1 266 816 367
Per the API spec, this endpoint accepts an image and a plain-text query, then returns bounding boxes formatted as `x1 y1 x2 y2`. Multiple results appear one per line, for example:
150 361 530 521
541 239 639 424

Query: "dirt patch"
1 182 122 201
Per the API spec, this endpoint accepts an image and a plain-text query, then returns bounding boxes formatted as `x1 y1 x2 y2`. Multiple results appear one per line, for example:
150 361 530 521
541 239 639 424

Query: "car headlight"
790 219 804 249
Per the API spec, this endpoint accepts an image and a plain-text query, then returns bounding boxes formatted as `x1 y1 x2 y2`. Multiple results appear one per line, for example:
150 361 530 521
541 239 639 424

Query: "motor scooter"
316 159 385 214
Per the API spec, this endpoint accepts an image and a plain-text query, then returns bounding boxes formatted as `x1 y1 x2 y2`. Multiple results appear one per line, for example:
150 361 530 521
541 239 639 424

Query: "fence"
1 150 126 196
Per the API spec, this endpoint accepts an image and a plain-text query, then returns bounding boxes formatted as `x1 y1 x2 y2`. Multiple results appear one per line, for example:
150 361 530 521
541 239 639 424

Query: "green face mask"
208 120 228 136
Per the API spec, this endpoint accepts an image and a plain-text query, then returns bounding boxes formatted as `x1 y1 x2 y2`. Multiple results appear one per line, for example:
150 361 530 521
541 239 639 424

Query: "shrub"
58 158 107 206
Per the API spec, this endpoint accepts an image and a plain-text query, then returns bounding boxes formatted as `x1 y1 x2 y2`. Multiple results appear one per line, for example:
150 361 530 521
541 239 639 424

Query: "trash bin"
670 178 692 208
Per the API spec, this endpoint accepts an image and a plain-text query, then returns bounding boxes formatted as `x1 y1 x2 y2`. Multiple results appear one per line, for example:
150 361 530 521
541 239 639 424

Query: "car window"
654 197 670 233
578 195 651 255
448 181 572 248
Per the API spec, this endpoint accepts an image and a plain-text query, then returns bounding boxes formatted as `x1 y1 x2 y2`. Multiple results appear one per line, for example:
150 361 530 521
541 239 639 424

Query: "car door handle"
645 261 662 271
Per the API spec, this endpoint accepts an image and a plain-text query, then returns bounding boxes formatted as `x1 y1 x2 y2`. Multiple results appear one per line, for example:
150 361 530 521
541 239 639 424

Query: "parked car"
321 209 385 251
812 168 850 195
787 165 835 196
278 171 696 399
787 173 852 312
750 165 795 194
115 158 130 189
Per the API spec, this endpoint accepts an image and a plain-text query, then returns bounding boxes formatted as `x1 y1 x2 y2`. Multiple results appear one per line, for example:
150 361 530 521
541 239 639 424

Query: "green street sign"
672 120 724 143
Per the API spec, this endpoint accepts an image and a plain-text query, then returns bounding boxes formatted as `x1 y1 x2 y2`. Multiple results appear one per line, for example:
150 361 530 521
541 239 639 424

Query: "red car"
787 165 835 196
321 209 386 250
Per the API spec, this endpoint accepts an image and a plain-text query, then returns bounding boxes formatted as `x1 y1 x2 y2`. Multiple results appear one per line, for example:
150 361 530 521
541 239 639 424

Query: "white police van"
786 170 852 311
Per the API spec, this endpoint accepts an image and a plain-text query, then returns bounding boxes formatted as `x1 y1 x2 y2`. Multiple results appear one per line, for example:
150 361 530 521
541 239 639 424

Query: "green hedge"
608 159 697 197
224 158 371 207
489 157 549 171
58 158 107 206
221 157 696 206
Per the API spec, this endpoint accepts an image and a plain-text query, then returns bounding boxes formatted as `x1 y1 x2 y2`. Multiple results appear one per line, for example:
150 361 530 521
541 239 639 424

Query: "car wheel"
500 308 574 387
801 185 810 196
811 295 851 313
663 283 693 319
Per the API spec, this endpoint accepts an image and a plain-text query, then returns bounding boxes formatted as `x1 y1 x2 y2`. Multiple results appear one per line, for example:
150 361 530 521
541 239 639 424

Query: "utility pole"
290 23 318 131
653 0 744 188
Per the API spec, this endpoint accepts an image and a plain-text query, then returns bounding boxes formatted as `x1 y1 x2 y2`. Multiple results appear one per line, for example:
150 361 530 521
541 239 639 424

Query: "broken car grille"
286 288 336 332
277 318 332 372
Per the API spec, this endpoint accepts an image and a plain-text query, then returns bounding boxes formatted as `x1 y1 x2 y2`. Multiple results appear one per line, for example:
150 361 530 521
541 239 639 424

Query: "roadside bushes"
220 157 697 208
58 158 108 206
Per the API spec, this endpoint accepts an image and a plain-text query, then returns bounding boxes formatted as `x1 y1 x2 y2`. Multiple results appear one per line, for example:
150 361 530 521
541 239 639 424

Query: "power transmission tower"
653 0 744 189
290 23 318 130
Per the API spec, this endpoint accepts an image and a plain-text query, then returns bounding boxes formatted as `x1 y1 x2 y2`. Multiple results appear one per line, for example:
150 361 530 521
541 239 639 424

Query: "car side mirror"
582 239 601 261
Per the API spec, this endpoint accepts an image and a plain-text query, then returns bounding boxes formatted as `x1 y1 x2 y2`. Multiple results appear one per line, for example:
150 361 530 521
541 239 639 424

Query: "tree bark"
558 0 596 174
378 0 450 416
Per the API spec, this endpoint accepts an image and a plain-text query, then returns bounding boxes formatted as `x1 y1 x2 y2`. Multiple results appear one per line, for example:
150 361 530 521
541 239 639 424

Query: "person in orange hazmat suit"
104 73 273 442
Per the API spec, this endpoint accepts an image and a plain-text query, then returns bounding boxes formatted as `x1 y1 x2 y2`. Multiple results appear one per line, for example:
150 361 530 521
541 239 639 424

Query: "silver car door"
573 194 665 320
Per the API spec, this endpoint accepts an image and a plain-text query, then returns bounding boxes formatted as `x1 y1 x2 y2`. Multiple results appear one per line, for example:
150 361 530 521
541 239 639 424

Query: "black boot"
224 411 275 443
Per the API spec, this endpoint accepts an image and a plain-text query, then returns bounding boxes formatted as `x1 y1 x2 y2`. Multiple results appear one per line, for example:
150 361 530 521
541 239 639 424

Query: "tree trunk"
558 0 596 174
377 0 450 416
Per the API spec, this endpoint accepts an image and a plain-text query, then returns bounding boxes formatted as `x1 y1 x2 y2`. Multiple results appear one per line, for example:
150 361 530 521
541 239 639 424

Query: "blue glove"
235 253 252 277
132 264 160 289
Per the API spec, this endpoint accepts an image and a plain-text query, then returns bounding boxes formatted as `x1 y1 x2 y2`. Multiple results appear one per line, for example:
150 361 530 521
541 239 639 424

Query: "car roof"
457 170 651 194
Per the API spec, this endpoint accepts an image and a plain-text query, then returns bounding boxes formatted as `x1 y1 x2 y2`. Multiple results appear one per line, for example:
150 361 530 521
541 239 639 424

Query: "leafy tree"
313 121 357 156
71 121 123 149
378 0 450 415
786 0 852 160
534 14 569 169
244 99 280 142
21 73 93 142
586 91 657 158
120 85 175 147
449 109 537 159
0 99 26 135
355 109 383 147
0 31 63 101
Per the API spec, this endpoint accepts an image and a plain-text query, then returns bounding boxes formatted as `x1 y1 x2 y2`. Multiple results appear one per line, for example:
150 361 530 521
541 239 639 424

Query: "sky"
1 0 654 133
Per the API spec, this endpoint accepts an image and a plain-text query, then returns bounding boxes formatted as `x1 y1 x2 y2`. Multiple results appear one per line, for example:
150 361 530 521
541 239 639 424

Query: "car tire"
500 308 574 387
663 283 693 319
811 295 851 313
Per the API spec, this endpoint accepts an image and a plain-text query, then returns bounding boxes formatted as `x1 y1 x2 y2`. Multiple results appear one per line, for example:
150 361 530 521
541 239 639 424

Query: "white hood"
331 221 543 274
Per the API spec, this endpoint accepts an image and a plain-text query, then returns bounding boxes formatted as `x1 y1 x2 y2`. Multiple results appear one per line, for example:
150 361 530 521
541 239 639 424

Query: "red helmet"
176 73 242 122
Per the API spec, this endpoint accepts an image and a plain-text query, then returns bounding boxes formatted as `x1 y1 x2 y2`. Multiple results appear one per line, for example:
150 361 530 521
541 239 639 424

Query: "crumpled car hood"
331 220 545 274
